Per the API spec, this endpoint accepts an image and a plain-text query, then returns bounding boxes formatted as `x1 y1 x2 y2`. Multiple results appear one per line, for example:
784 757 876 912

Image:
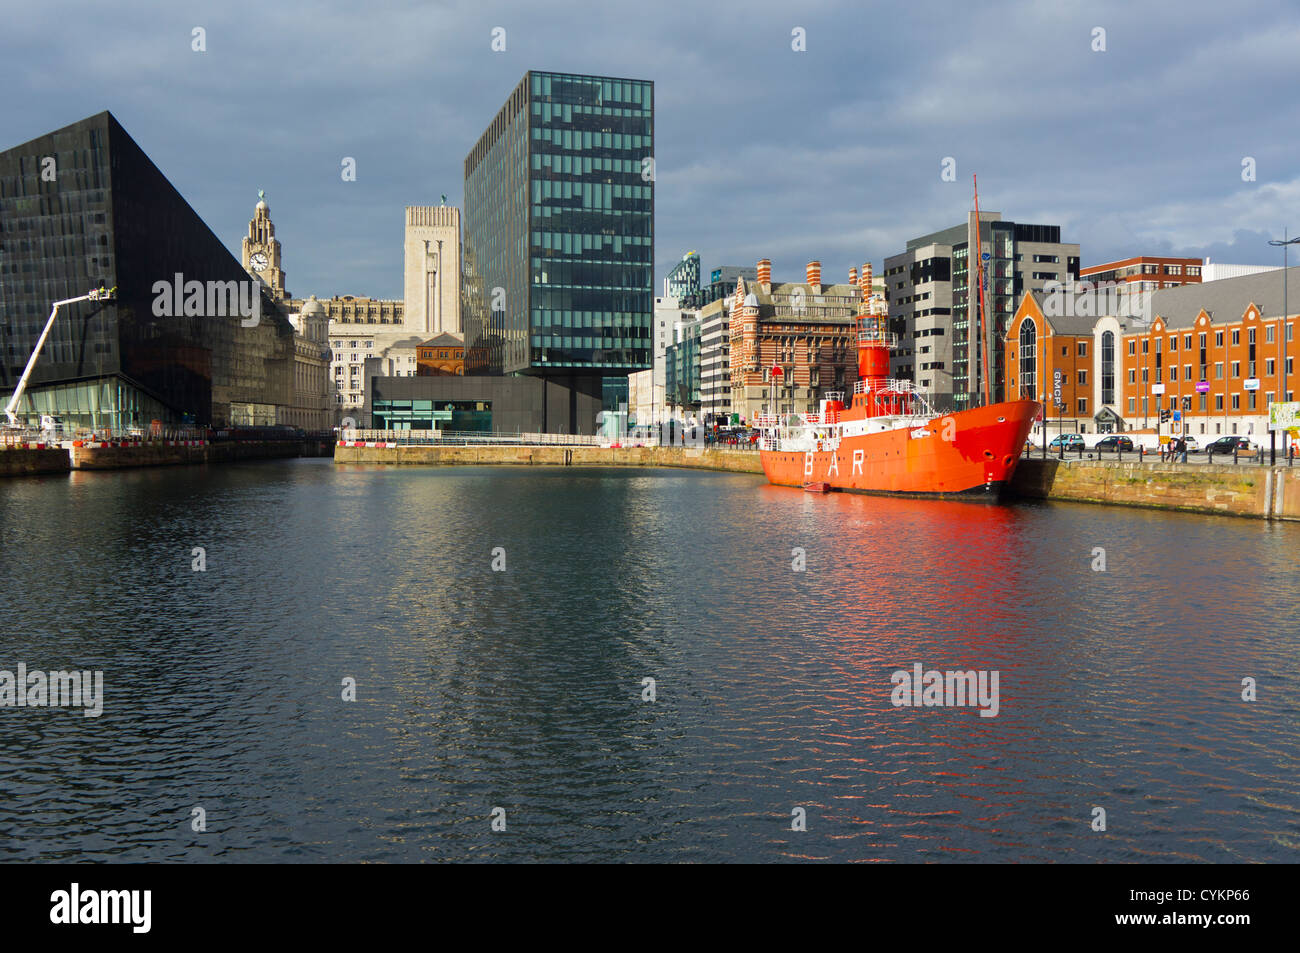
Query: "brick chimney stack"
805 260 821 293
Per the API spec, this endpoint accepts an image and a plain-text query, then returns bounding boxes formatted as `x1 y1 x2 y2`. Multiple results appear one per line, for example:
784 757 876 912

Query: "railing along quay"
337 430 607 447
1022 444 1295 466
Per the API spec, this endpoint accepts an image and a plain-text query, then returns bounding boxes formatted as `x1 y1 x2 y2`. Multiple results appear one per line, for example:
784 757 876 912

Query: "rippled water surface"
1 458 1298 862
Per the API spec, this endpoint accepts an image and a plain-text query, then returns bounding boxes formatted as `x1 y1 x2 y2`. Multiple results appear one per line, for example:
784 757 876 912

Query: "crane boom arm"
4 287 115 427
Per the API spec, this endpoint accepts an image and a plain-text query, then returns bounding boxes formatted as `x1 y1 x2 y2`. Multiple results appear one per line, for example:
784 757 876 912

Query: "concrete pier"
0 447 72 477
1010 458 1300 521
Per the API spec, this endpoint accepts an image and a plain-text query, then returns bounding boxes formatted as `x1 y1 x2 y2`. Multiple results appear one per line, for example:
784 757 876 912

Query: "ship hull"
760 399 1038 500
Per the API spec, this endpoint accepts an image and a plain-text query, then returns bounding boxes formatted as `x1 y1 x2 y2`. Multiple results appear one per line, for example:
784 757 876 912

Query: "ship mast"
973 175 992 408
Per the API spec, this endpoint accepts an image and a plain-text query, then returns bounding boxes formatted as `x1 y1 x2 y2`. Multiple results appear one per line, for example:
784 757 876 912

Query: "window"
1184 335 1192 349
1267 358 1275 376
1142 339 1149 354
1128 397 1136 412
1216 395 1224 410
1248 391 1257 410
1128 340 1136 355
1232 361 1240 377
1077 342 1087 357
1185 364 1192 380
1232 394 1240 410
1169 336 1177 351
1077 398 1087 414
1061 345 1068 356
1267 325 1275 343
1232 329 1240 345
1018 321 1036 397
1216 362 1224 379
1165 264 1182 275
1128 369 1136 384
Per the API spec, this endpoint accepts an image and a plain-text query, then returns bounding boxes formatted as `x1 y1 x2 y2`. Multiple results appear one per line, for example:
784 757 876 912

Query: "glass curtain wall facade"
463 71 654 382
0 111 294 430
665 326 701 412
665 251 700 300
952 221 1016 409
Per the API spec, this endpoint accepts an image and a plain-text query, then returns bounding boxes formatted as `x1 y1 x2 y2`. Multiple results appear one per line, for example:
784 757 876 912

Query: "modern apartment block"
698 301 731 425
664 250 700 299
462 70 654 431
885 212 1078 410
1080 255 1202 292
1078 255 1201 321
664 314 702 414
683 265 756 310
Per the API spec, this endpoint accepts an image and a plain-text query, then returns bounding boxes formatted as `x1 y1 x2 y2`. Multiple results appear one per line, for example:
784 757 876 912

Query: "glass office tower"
0 111 294 429
463 71 654 398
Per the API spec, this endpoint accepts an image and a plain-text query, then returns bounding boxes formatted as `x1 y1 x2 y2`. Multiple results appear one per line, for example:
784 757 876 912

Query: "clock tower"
241 190 288 301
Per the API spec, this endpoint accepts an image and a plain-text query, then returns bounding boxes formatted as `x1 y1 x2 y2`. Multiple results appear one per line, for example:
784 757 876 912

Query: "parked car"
1204 435 1255 458
1180 435 1200 452
1093 435 1134 452
1048 433 1085 452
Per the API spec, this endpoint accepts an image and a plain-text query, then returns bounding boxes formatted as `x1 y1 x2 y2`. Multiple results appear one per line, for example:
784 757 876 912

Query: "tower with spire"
242 190 288 301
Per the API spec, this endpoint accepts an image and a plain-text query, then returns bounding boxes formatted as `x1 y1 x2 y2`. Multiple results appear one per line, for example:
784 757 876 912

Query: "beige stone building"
404 205 461 335
285 296 333 430
273 202 464 424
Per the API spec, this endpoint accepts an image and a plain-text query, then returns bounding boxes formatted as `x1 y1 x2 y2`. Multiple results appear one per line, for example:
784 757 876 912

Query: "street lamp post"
1267 231 1297 465
1039 392 1046 459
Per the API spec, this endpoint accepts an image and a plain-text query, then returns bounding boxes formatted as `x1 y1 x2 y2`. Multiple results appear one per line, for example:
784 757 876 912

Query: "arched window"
1019 320 1037 398
1101 330 1115 405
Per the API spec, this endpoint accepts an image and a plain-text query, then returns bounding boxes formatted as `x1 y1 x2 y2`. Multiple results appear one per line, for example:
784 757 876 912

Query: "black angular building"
0 111 294 430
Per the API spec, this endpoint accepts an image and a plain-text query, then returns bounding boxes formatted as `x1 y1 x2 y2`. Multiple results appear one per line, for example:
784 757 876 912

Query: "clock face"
250 252 269 271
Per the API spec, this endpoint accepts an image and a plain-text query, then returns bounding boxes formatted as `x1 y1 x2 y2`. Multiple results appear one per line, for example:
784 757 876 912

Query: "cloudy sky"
4 0 1298 299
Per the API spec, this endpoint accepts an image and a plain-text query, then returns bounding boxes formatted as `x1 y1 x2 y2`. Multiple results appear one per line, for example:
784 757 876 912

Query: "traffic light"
1159 409 1171 423
1182 396 1192 410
